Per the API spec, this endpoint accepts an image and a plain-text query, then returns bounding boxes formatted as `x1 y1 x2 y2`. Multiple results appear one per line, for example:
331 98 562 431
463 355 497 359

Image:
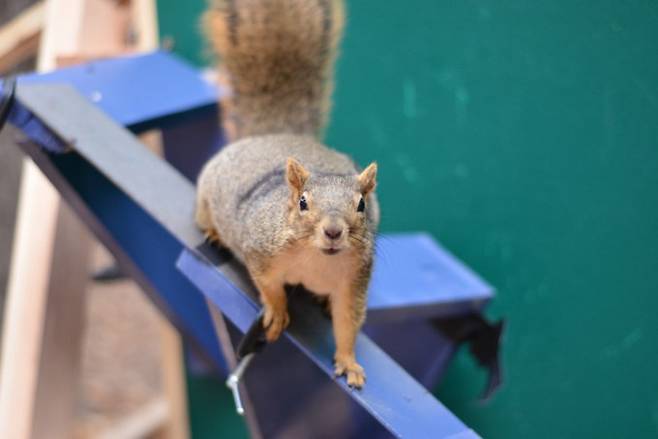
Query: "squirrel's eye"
299 195 308 211
357 197 365 212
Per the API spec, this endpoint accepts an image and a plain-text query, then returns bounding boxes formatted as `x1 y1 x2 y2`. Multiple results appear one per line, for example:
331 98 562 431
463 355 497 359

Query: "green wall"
158 1 658 437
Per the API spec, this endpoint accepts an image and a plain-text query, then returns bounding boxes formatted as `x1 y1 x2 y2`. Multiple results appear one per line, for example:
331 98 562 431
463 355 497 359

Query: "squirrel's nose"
324 226 343 240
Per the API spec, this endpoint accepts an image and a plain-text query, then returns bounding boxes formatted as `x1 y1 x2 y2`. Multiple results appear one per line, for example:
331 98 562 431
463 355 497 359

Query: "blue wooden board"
368 233 492 321
1 51 495 320
1 53 497 436
5 84 493 320
15 51 219 131
6 83 483 438
177 249 478 439
35 142 227 369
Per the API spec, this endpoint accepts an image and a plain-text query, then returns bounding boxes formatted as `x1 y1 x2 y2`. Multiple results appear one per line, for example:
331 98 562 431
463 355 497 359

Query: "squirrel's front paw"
262 306 290 342
334 355 366 389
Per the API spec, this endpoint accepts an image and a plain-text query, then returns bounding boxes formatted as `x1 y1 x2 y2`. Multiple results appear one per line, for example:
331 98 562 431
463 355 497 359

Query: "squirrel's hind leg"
314 295 332 319
195 193 224 245
204 228 223 245
252 274 290 342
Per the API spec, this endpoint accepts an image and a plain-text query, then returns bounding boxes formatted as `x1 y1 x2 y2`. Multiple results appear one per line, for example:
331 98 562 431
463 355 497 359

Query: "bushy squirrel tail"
204 0 345 140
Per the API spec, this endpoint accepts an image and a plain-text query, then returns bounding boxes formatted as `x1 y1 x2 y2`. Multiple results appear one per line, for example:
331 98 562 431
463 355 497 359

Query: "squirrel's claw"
204 228 222 245
334 357 366 389
262 306 290 342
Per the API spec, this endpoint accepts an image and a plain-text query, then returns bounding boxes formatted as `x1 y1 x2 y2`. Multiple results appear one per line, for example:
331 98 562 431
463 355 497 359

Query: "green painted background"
158 1 658 437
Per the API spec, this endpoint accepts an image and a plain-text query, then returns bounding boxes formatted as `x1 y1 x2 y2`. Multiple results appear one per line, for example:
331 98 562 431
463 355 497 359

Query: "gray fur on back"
197 133 364 262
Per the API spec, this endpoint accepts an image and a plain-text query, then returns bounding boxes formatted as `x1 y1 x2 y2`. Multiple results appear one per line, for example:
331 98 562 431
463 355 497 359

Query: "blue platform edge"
0 51 494 320
176 249 480 439
18 51 221 130
6 82 483 438
1 51 220 152
368 233 492 320
0 52 495 438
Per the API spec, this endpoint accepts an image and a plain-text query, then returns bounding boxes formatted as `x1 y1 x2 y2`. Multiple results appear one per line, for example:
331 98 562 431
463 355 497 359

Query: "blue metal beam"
7 83 481 438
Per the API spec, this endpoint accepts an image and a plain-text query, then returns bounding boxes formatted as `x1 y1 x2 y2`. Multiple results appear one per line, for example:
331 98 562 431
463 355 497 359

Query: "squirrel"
196 0 379 388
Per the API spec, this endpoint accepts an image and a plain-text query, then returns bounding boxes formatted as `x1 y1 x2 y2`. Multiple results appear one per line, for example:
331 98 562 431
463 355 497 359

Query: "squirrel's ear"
358 162 377 194
286 157 310 194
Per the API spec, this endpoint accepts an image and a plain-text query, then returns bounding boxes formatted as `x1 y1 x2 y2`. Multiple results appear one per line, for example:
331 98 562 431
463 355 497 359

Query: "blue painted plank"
5 79 493 319
368 233 493 321
8 84 482 437
177 249 479 439
5 60 494 321
160 106 225 182
2 51 222 152
19 142 227 371
10 51 220 130
3 54 481 324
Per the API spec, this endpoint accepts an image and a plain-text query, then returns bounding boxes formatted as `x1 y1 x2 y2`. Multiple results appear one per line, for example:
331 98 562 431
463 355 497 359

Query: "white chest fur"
273 246 356 296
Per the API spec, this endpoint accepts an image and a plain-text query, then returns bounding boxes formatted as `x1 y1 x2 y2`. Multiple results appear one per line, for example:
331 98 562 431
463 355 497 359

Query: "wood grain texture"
0 0 132 436
0 2 44 74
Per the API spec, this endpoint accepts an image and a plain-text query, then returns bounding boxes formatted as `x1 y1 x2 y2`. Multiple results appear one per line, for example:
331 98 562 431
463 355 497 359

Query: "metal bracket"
226 311 267 416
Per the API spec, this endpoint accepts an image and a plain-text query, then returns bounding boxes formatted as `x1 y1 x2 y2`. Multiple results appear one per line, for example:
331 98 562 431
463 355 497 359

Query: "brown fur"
203 0 344 140
197 1 378 388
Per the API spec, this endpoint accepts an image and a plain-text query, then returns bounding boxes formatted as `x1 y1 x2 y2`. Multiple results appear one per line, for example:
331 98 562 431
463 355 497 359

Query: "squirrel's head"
285 157 378 256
